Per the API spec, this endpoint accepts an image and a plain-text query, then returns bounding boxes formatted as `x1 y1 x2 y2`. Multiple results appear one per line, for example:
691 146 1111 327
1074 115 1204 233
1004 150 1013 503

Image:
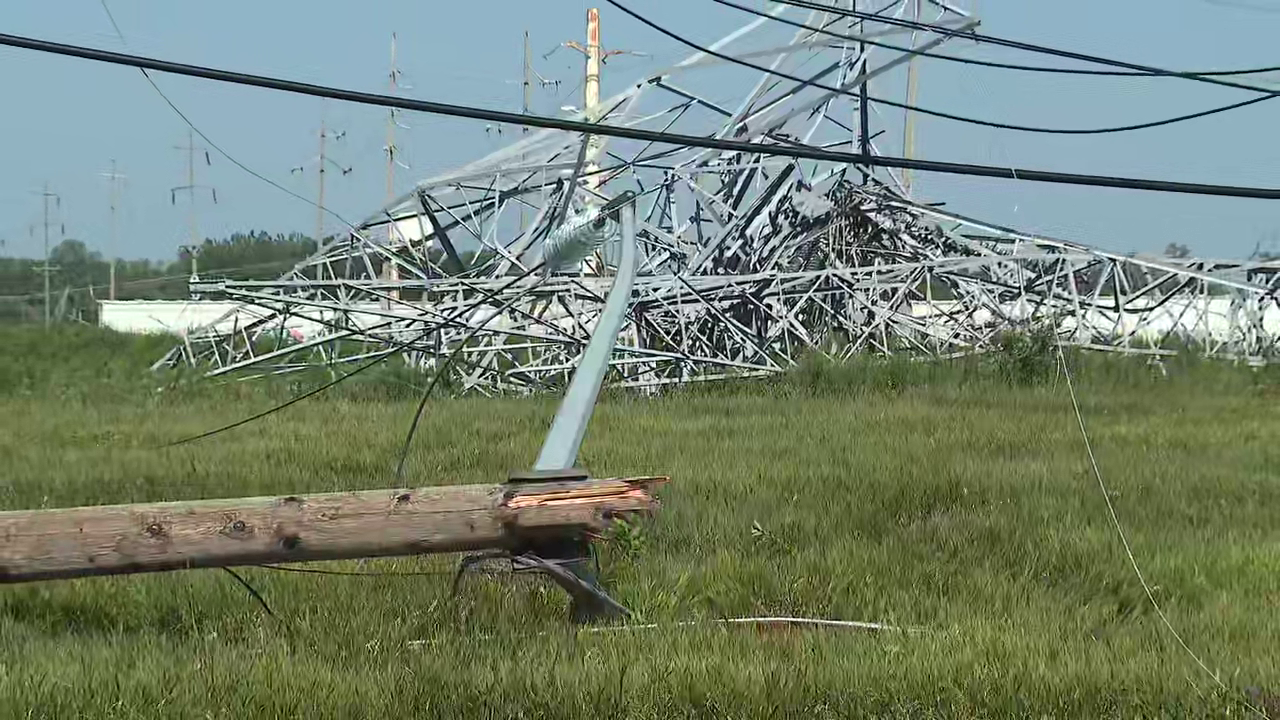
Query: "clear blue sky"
1 0 1278 262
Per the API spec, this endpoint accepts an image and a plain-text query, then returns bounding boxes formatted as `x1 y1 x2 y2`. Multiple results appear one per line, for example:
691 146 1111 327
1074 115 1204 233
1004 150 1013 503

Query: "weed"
989 323 1059 385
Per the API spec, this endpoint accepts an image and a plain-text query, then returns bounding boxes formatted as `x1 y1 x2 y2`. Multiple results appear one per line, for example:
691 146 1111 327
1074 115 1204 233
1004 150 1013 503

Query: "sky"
1 0 1279 263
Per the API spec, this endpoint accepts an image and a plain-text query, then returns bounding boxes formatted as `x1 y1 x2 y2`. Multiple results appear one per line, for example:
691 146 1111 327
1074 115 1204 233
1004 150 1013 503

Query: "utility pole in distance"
856 0 870 185
548 10 647 202
292 120 350 247
171 130 217 272
385 33 410 214
522 29 531 233
100 161 128 300
519 30 540 233
546 10 647 272
32 183 61 329
384 34 412 301
900 0 923 195
519 30 564 236
317 120 328 247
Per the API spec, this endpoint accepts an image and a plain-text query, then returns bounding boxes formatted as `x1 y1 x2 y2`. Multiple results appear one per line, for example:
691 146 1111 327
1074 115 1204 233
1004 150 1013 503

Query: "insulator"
542 208 619 274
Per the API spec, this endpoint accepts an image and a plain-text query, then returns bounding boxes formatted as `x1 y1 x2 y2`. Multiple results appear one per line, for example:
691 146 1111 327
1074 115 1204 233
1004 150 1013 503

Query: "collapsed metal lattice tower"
159 0 1280 389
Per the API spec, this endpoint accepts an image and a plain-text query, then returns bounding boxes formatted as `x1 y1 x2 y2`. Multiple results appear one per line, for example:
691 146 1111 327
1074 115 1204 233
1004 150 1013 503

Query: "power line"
394 262 546 481
768 0 1280 95
221 567 276 617
162 263 546 448
257 563 453 578
160 333 419 448
1052 340 1267 719
870 92 1271 135
96 0 362 236
0 257 312 301
610 0 1275 135
2 31 1280 199
712 0 1280 78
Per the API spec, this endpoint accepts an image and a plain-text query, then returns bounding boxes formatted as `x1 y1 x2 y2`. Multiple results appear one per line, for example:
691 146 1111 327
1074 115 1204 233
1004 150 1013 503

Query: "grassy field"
1 326 1278 718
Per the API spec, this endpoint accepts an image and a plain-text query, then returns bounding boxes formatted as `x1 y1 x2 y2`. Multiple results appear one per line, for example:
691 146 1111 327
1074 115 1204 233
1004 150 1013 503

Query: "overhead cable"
1052 339 1267 718
711 0 1280 78
2 31 1280 199
768 0 1280 95
0 257 311 301
162 262 547 448
96 0 362 234
610 0 1274 135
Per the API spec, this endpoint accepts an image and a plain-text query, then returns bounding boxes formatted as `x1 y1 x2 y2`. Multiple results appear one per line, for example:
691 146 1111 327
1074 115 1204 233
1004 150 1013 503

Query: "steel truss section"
157 0 1280 388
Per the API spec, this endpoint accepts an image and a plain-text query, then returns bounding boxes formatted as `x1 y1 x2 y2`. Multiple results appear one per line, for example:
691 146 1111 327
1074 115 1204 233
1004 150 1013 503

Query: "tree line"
0 228 509 325
4 230 1271 327
0 231 319 324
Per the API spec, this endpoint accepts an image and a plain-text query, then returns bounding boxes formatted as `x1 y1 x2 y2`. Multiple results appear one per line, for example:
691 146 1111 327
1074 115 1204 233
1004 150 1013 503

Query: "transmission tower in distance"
291 120 351 246
171 130 218 284
99 160 128 300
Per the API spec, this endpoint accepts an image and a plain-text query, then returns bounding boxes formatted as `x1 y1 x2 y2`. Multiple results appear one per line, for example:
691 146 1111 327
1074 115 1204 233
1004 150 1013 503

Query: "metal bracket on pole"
533 195 638 472
456 195 640 623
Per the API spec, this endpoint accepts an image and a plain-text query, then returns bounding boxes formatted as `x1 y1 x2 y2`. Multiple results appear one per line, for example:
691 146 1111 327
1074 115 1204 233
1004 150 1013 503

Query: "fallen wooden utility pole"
0 199 654 624
0 475 665 584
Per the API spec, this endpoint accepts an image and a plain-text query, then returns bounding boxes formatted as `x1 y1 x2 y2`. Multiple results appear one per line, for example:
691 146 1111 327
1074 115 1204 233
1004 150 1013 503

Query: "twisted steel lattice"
157 0 1280 388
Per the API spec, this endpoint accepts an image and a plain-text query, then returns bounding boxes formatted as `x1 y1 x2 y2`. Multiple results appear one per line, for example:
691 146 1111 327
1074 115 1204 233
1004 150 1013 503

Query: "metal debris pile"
158 0 1280 388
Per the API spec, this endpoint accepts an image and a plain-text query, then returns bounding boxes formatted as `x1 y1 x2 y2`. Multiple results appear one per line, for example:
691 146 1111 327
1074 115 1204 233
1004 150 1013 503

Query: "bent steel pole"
534 199 638 471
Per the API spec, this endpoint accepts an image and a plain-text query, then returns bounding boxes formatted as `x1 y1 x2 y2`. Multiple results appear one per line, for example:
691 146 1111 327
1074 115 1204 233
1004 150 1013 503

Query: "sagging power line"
711 0 1280 78
0 30 1278 199
767 0 1280 95
96 0 363 236
608 0 1276 135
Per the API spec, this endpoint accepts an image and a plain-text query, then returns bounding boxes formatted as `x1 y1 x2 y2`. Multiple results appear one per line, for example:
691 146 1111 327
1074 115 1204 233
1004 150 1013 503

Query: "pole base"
452 535 629 624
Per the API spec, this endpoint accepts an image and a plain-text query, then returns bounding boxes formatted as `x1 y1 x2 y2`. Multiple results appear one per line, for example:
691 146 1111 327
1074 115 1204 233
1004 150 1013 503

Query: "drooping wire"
239 563 914 636
768 0 1280 95
6 30 1280 197
1052 340 1268 718
221 567 276 618
163 264 544 448
160 340 413 448
393 262 546 481
712 0 1280 78
0 257 320 302
866 88 1272 136
608 0 1276 135
257 563 453 578
97 0 362 235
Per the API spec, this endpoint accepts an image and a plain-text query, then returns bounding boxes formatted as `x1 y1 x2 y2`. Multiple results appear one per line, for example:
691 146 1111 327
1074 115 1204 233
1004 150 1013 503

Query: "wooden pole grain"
0 476 665 584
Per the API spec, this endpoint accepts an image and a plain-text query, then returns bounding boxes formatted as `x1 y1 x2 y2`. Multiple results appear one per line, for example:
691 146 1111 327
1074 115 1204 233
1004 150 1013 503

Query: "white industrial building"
102 296 1279 350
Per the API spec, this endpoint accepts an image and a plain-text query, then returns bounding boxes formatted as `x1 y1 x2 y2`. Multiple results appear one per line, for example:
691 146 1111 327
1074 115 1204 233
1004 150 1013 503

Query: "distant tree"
187 230 318 279
1163 242 1191 259
0 230 325 325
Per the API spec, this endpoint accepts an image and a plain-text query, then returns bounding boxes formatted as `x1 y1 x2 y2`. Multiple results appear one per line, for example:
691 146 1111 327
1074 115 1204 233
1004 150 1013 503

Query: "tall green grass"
1 325 1278 718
